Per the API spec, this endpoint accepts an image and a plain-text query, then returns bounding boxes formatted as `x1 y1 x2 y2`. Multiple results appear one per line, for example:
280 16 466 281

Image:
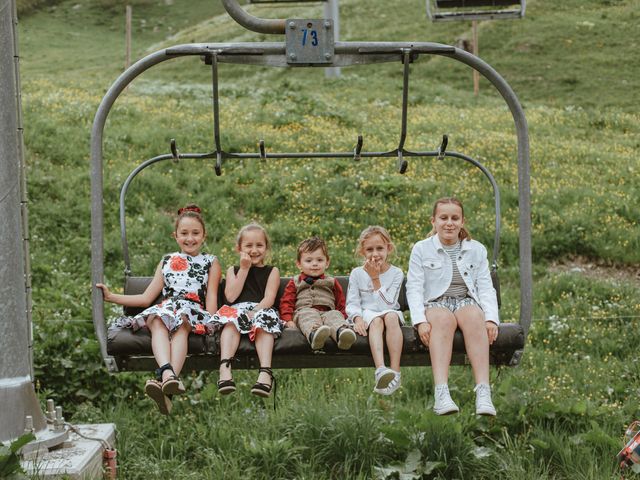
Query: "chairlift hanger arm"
221 0 286 34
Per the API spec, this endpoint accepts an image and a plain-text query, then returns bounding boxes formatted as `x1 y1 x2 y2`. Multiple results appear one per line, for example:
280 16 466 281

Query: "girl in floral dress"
214 223 283 398
97 204 221 414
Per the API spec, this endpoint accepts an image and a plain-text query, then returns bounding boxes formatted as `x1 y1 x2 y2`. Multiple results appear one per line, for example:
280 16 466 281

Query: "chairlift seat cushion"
106 276 524 370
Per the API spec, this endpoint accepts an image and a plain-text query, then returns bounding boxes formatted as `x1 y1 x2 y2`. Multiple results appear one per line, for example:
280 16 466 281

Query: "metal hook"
215 152 222 176
211 52 223 176
170 138 179 162
259 139 266 161
437 134 448 160
353 135 363 161
397 151 408 174
397 49 411 175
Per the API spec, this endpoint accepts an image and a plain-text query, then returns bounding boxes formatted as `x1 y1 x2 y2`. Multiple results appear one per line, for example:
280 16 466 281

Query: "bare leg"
169 321 191 377
383 312 403 372
219 322 241 382
147 315 171 379
368 317 386 368
427 308 457 385
456 305 490 385
254 329 275 386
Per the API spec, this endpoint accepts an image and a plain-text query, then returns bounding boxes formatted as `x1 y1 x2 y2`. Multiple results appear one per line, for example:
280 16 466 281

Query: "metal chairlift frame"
426 0 526 22
90 0 531 373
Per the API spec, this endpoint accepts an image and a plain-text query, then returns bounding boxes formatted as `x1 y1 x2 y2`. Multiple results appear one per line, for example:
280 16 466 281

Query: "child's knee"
369 316 383 329
383 312 400 326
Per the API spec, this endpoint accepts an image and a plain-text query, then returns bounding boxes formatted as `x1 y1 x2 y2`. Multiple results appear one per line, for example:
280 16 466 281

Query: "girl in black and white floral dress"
97 205 221 415
214 223 283 398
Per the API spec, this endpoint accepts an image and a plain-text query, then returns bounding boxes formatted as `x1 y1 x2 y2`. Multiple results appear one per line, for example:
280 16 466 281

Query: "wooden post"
472 19 479 96
125 5 132 71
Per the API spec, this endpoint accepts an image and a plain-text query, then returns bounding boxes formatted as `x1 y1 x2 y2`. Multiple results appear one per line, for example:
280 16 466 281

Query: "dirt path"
549 256 640 288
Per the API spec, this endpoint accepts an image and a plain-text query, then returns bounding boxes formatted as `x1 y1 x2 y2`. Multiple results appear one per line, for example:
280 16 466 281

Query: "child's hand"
486 321 498 345
239 252 252 270
363 257 382 278
96 283 112 302
353 317 367 336
285 321 297 330
417 322 431 347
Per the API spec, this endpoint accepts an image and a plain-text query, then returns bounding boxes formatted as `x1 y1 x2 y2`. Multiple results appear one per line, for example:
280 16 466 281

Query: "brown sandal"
161 375 186 395
145 379 172 415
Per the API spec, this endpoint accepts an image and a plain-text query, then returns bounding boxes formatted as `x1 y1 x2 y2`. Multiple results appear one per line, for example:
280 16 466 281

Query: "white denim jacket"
406 235 499 326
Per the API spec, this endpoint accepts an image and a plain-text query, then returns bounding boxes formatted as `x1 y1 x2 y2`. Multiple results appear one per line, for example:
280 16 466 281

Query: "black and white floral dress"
213 265 283 341
125 252 217 334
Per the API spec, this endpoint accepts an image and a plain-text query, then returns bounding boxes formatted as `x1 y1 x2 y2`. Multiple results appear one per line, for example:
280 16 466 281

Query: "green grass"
15 0 640 478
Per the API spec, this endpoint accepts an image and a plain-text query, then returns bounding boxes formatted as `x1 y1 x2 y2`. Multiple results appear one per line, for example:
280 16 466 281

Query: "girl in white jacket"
406 197 499 416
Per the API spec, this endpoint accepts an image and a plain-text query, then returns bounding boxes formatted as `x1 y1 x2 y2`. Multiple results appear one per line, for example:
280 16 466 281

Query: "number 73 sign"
286 19 335 65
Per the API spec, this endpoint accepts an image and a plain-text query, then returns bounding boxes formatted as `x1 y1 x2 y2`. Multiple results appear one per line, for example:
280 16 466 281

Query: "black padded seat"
106 275 524 371
435 0 518 7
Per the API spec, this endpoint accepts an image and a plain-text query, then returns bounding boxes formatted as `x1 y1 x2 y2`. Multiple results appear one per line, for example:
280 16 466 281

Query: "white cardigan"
406 235 499 326
345 265 404 322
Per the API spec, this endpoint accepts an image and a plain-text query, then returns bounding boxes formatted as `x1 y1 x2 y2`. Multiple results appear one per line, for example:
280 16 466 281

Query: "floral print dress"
129 252 217 334
214 265 283 341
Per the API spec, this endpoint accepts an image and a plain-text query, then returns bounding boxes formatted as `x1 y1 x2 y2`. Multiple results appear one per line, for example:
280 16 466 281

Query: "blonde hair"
355 225 395 257
427 197 472 241
236 223 271 251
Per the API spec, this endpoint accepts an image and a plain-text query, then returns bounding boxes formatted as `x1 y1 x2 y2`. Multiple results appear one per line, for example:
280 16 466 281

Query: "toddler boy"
279 236 357 350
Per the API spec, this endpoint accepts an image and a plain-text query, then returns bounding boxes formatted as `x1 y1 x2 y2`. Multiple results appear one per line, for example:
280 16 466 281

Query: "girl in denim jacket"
406 197 499 416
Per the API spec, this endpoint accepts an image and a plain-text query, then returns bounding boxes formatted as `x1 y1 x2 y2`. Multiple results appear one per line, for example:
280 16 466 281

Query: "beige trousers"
294 308 347 343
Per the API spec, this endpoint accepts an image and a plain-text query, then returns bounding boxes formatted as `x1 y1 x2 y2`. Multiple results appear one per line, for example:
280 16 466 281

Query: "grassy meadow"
15 0 640 478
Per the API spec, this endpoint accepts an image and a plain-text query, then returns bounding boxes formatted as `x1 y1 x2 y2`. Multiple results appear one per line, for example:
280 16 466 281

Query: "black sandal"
251 367 275 398
217 357 237 395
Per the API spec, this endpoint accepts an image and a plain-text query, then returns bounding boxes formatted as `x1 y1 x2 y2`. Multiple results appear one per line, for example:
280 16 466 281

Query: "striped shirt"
442 242 468 298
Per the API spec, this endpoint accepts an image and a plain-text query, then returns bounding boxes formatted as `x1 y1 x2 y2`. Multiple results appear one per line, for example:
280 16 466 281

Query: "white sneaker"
433 384 459 415
474 383 496 416
337 327 357 350
374 367 396 390
310 325 331 350
375 371 401 396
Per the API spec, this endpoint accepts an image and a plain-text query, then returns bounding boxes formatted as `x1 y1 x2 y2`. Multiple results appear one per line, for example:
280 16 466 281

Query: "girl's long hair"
427 197 471 241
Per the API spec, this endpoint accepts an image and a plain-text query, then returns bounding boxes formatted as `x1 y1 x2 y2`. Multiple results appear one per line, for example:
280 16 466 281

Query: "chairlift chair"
91 0 531 373
249 0 326 3
426 0 526 22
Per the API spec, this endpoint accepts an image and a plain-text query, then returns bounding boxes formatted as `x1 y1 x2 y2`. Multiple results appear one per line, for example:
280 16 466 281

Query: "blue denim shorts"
425 296 478 313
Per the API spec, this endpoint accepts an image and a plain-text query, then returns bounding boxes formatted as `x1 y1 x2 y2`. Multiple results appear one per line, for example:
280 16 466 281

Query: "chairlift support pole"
0 0 68 450
323 0 340 78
